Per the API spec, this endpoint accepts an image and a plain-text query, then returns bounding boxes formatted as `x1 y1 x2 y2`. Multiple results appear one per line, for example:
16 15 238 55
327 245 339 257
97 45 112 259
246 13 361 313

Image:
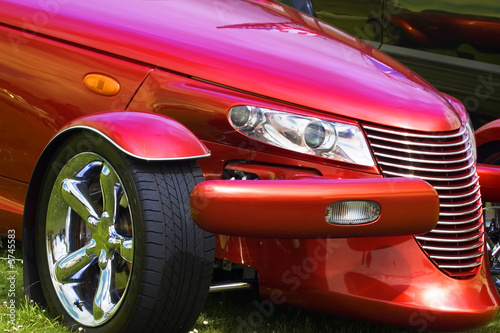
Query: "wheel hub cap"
46 153 134 326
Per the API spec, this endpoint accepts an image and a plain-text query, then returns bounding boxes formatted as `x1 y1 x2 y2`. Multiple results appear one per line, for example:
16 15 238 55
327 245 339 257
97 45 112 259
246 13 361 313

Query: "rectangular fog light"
326 200 381 225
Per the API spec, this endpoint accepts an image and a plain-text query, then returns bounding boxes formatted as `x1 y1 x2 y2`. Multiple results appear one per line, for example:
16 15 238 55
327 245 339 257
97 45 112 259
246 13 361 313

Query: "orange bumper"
191 177 439 238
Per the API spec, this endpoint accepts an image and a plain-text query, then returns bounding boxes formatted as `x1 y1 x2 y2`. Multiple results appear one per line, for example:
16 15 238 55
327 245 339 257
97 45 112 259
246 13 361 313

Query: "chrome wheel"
35 131 214 332
45 152 133 326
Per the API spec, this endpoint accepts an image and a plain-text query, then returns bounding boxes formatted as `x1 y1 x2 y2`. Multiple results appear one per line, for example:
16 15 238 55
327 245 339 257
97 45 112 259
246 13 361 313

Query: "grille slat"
363 123 484 279
366 134 469 147
363 124 467 138
378 159 475 173
430 253 484 260
374 151 473 164
422 241 484 252
436 214 482 225
439 203 482 217
438 262 482 269
440 194 481 208
427 223 482 234
434 179 479 191
383 169 476 182
415 233 483 243
370 143 471 156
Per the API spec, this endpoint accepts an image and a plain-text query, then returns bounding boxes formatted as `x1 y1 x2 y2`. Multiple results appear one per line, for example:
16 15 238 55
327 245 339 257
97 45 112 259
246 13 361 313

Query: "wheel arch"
22 110 210 305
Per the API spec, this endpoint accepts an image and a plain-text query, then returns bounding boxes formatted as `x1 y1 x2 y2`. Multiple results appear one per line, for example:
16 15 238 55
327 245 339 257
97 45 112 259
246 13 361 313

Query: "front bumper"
191 176 439 238
255 236 500 331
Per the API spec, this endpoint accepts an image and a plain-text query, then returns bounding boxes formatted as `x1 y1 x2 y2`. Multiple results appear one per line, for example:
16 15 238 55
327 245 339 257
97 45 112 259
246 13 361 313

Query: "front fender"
23 110 209 305
59 111 210 160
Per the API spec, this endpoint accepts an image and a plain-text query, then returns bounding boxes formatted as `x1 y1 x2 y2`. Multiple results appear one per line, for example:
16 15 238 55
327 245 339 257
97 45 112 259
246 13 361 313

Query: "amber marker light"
326 200 381 225
83 73 121 96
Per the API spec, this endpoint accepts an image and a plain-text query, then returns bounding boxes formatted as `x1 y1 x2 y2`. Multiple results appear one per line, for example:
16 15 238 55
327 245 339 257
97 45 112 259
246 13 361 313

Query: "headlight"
228 106 375 166
465 118 477 162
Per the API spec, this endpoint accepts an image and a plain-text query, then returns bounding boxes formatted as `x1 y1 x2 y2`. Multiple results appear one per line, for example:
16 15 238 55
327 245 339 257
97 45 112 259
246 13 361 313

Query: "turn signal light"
326 200 381 225
83 73 120 96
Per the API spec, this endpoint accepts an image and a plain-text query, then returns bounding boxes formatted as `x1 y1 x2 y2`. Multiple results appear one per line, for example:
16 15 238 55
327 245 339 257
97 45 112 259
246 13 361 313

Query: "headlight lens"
228 106 375 166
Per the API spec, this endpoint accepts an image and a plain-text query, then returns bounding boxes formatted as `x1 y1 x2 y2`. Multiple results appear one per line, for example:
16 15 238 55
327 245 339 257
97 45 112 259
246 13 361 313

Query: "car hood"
2 0 462 131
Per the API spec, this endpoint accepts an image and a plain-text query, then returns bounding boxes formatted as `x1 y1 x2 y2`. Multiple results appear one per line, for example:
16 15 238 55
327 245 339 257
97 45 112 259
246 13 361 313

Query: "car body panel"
59 112 210 161
256 237 499 331
0 177 25 237
2 0 462 132
0 23 151 182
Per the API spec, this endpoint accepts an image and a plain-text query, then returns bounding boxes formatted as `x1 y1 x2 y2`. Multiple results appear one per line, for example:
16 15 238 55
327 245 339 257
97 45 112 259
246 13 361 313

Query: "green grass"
1 237 499 333
192 290 500 333
0 238 69 333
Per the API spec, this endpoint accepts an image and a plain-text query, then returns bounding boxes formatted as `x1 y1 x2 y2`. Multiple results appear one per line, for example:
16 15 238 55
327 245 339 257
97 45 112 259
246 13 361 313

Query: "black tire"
35 131 214 332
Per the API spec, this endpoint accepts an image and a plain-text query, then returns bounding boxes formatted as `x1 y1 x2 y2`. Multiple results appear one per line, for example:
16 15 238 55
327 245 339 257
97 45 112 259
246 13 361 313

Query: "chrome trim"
430 253 484 260
364 123 484 278
382 168 476 181
415 233 483 243
422 242 484 252
440 195 481 208
366 133 468 147
378 159 474 173
437 214 482 225
373 150 473 164
438 203 482 217
429 223 482 234
363 124 467 138
438 262 482 269
209 282 253 293
434 179 479 191
370 142 471 156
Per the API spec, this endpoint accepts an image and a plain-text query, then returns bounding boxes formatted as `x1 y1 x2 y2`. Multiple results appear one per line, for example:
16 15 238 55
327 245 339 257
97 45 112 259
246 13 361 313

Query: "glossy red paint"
0 23 151 183
478 164 500 203
215 233 499 331
2 0 462 132
476 119 500 147
60 112 210 160
191 177 439 238
0 0 498 331
0 177 25 239
255 237 499 331
128 69 381 173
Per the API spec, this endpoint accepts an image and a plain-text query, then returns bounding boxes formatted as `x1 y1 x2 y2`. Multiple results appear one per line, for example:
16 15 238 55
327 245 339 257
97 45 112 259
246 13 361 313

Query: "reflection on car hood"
1 0 462 131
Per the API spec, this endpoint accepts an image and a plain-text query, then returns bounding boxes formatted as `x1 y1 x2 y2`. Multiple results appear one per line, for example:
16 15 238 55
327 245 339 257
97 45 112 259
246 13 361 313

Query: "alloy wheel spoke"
61 179 100 226
119 238 134 263
100 164 121 225
54 239 97 283
93 250 115 321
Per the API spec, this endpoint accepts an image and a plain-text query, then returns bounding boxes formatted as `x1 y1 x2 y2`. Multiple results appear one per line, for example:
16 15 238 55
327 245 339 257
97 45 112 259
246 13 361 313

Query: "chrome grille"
363 123 484 278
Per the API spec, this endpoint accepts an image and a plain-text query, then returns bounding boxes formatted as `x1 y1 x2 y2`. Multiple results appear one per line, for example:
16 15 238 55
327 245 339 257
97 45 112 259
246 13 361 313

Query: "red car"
1 0 500 332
